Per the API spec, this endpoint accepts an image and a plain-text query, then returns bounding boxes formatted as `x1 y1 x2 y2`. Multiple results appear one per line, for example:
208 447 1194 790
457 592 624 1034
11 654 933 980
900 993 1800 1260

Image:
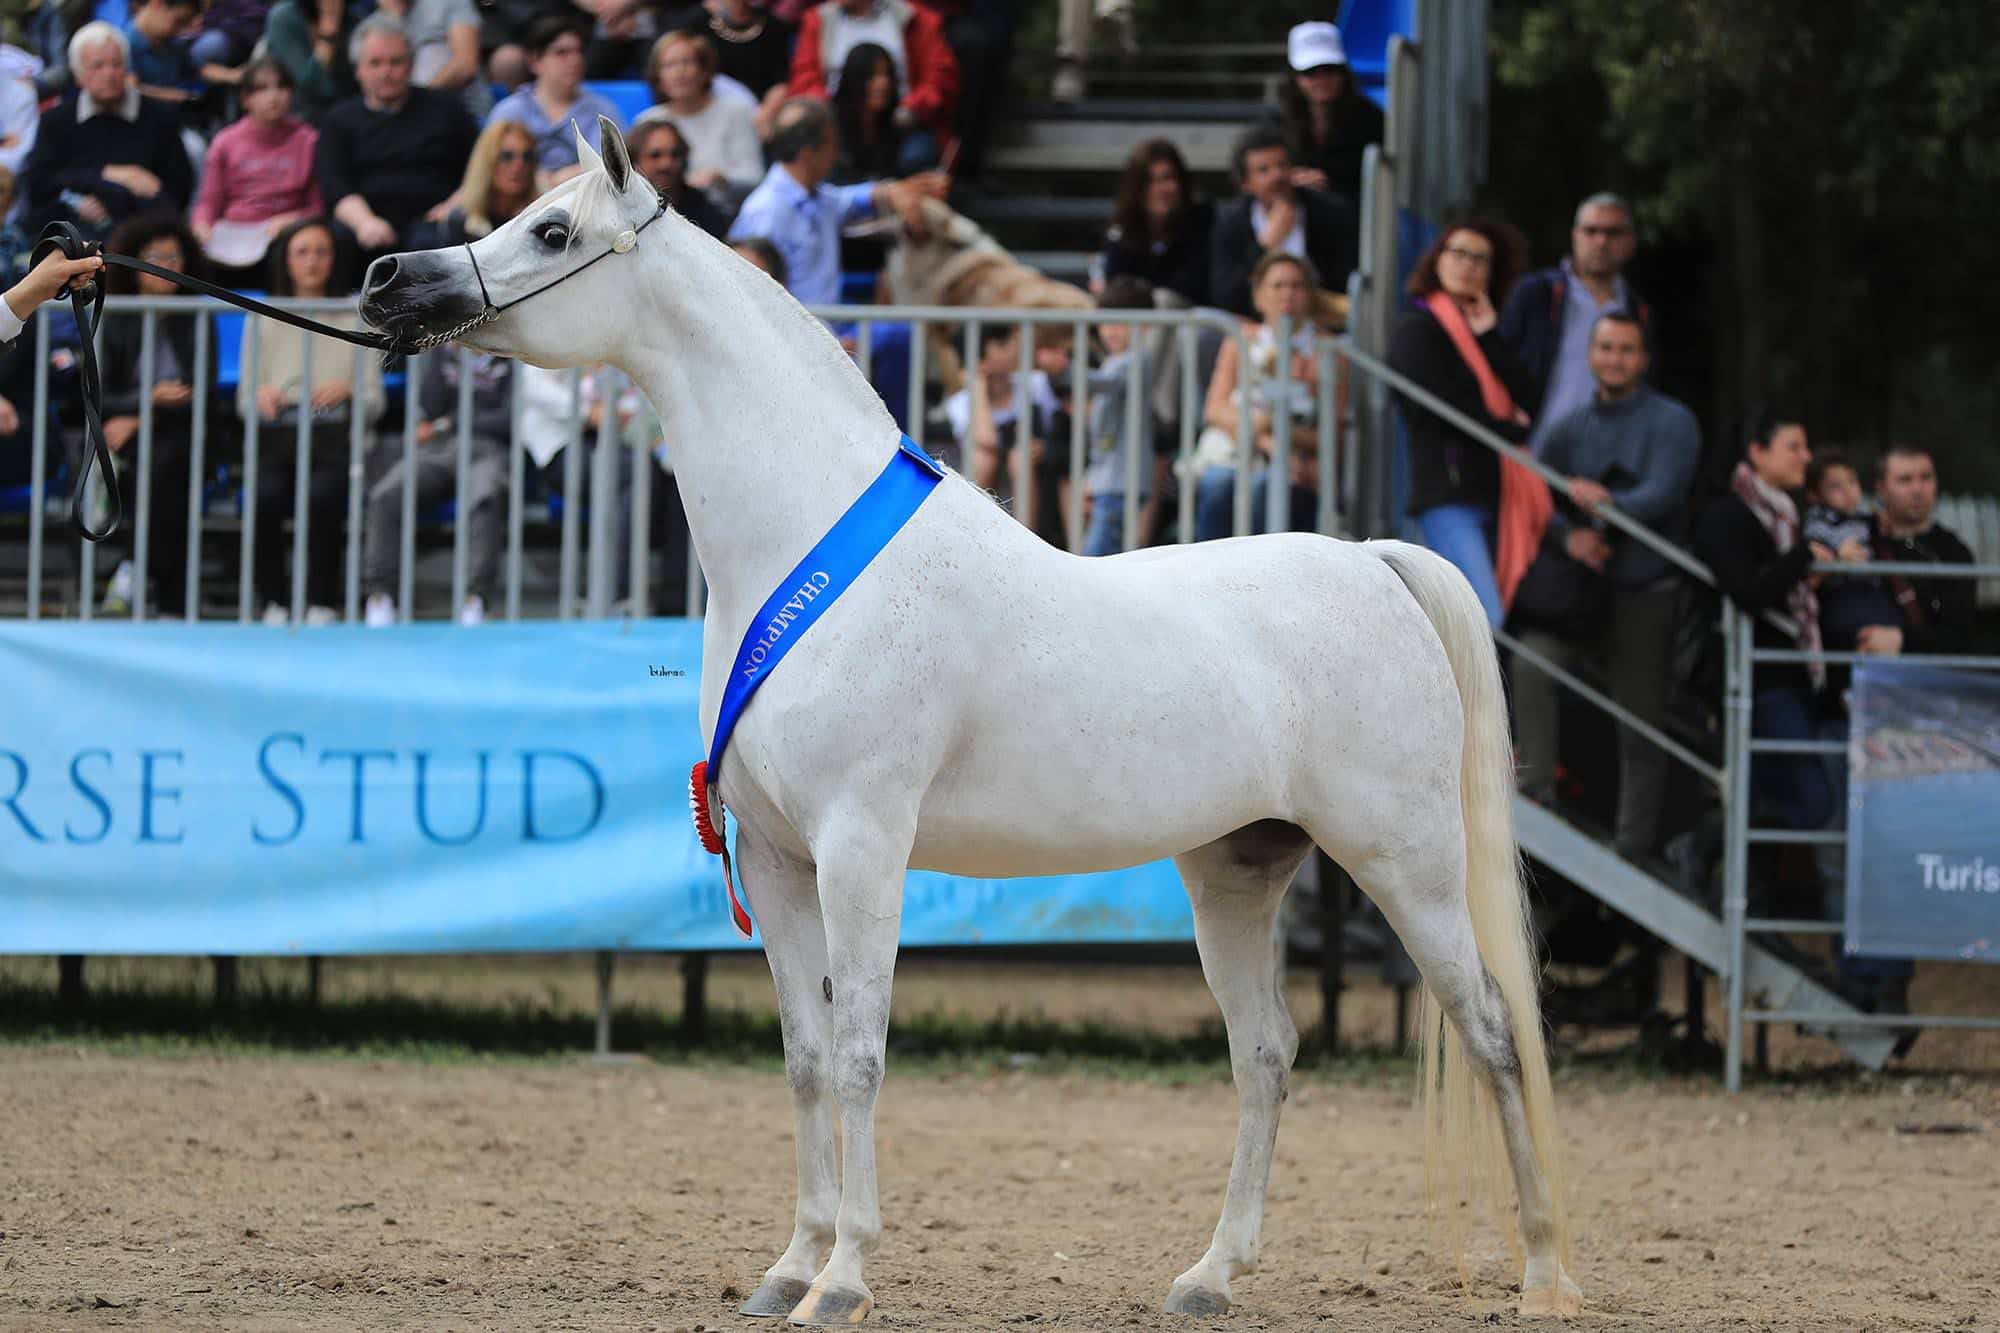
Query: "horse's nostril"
362 256 401 298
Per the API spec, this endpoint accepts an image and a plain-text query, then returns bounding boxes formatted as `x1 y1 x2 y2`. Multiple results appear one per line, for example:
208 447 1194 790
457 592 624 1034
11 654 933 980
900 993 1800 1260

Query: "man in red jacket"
788 0 960 169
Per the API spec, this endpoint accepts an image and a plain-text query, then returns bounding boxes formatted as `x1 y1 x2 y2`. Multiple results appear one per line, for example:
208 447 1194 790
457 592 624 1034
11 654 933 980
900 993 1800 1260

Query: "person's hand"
74 194 110 225
1857 624 1904 656
0 132 16 150
687 167 725 192
256 384 288 420
190 219 214 244
424 198 454 223
103 415 140 452
152 380 193 408
1566 527 1613 571
309 382 351 410
1809 540 1837 564
0 394 18 435
892 104 917 131
1257 195 1297 250
415 418 437 444
1289 166 1329 192
356 215 397 250
7 248 106 313
1288 451 1318 489
1461 287 1498 335
266 213 302 237
902 171 949 201
1567 478 1613 510
103 164 163 198
1837 538 1871 563
1028 437 1047 466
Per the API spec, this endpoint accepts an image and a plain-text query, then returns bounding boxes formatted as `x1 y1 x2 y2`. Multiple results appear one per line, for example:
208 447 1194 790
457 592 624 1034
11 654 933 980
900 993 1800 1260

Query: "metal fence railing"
5 298 1357 628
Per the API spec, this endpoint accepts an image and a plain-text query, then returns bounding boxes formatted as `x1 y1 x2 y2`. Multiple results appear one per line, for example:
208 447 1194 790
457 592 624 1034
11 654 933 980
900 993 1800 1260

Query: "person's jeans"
895 129 942 176
364 435 508 602
1194 464 1315 541
1750 687 1836 833
1083 493 1128 556
1416 501 1503 630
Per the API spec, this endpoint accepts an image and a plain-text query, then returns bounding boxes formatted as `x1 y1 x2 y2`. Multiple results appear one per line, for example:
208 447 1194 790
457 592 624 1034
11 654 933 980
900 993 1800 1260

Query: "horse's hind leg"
1163 821 1312 1318
732 826 840 1319
788 818 915 1327
1349 837 1579 1316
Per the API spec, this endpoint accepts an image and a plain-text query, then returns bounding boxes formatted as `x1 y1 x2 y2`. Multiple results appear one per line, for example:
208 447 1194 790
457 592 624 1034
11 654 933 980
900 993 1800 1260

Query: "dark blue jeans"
1750 687 1835 833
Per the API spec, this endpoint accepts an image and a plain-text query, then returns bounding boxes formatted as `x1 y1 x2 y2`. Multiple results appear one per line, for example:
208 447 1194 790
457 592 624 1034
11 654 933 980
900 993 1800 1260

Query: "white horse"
360 120 1583 1326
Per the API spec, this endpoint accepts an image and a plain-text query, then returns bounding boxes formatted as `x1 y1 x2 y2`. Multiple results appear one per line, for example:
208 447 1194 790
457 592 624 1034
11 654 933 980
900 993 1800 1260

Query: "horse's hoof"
1162 1279 1231 1318
741 1276 812 1318
788 1281 874 1326
1519 1272 1584 1318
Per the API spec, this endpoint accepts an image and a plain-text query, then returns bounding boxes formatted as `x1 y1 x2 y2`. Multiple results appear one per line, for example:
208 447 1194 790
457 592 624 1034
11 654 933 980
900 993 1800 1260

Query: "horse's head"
359 116 662 369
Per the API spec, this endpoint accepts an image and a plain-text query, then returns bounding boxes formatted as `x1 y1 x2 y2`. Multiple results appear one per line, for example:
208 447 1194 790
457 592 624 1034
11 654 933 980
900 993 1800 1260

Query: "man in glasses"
1499 191 1655 455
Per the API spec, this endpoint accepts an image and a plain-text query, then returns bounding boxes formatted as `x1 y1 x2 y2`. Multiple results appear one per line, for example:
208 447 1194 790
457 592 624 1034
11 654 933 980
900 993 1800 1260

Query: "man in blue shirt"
487 16 626 180
729 96 942 308
729 96 944 429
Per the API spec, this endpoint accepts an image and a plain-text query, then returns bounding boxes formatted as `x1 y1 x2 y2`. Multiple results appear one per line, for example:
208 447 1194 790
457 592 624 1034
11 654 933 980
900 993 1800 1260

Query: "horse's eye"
536 222 570 249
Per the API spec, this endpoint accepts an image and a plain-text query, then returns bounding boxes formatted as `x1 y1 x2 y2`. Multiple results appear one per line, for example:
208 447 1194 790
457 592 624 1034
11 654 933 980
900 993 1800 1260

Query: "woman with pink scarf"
1692 411 1836 832
1388 218 1544 629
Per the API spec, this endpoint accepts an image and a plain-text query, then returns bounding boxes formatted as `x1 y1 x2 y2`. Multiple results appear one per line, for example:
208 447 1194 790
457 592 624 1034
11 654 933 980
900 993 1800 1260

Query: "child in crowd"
1803 450 1901 653
1082 274 1164 556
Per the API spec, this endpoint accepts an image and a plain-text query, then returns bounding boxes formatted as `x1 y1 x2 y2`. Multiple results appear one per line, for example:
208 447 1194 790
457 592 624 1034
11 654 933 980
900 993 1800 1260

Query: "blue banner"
1846 662 2000 962
0 621 1193 953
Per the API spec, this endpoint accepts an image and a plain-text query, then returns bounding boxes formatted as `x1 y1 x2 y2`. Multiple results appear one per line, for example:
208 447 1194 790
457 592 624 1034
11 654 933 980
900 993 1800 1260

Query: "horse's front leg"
733 826 841 1319
787 818 913 1326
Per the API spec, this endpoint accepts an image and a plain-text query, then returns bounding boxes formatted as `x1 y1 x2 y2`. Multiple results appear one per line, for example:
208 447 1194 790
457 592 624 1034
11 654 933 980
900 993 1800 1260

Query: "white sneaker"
365 593 396 628
102 559 134 614
261 601 289 627
457 594 486 627
1051 61 1086 101
304 605 338 627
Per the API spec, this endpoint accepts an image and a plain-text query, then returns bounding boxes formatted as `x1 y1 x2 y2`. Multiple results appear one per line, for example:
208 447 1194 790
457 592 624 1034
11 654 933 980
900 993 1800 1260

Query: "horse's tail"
1367 539 1568 1270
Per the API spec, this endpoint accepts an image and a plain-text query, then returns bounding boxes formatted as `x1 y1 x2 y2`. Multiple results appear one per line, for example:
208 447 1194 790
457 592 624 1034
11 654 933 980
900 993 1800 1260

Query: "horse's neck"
620 215 900 624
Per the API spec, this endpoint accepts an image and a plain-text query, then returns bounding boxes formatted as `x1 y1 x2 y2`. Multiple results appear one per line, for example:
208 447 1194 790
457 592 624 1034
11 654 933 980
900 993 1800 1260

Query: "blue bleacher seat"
213 308 246 393
585 81 655 128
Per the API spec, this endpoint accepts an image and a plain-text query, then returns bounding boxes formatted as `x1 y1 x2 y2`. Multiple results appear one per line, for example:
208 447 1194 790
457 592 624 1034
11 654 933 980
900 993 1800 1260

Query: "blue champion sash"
692 433 946 936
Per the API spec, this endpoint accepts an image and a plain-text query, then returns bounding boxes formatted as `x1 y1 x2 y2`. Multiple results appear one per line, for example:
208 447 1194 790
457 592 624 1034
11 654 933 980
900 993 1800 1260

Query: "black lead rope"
33 221 419 544
36 197 666 543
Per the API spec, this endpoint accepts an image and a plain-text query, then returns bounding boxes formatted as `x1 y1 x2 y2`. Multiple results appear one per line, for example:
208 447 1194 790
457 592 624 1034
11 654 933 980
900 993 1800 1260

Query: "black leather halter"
34 194 667 541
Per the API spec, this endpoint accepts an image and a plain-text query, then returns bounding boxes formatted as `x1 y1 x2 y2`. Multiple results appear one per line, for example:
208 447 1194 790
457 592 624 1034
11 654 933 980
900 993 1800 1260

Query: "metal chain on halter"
31 222 419 544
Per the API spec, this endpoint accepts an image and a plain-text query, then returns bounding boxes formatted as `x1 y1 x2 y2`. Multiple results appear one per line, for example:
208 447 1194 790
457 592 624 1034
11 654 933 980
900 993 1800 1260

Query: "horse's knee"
786 1038 828 1105
831 1047 884 1107
1233 1039 1291 1102
1460 972 1523 1082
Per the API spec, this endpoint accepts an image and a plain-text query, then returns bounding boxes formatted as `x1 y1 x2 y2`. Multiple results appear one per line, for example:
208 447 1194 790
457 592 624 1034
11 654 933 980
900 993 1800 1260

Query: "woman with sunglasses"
441 120 542 243
190 57 325 286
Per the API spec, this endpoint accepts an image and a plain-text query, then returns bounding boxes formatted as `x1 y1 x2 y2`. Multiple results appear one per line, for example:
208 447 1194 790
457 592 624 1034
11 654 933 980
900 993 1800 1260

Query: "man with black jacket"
1869 445 1978 652
1498 192 1652 455
1208 125 1355 324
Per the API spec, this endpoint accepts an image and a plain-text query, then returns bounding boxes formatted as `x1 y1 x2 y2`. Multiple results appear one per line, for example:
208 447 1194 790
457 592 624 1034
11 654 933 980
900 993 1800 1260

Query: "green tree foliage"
1488 0 2000 488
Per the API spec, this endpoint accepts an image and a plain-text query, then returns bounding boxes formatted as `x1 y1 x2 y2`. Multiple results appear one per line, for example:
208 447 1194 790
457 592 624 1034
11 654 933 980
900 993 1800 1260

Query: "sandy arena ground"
2 1045 1996 1333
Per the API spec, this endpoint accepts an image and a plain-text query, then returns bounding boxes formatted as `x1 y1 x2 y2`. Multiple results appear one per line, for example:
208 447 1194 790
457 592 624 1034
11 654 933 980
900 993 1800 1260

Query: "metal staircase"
1515 800 1896 1069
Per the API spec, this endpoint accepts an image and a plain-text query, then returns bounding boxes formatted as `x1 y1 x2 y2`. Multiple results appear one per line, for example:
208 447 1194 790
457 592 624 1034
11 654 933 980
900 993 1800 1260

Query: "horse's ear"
598 115 631 193
574 120 605 176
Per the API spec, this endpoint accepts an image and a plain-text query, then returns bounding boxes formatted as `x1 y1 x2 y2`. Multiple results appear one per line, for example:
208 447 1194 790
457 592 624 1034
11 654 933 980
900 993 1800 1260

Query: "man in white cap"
1273 20 1384 208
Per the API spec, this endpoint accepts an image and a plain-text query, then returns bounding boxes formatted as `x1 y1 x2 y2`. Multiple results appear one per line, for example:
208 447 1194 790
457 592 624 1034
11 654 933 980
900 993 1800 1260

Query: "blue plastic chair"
585 80 654 128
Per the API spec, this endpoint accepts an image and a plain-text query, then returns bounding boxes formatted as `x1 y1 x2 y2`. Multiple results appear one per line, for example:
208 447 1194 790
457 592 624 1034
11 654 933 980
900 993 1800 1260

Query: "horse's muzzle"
359 251 488 347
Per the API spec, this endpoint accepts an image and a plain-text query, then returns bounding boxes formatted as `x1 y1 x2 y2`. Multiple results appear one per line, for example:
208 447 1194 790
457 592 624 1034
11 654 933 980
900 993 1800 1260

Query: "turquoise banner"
0 621 1193 953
